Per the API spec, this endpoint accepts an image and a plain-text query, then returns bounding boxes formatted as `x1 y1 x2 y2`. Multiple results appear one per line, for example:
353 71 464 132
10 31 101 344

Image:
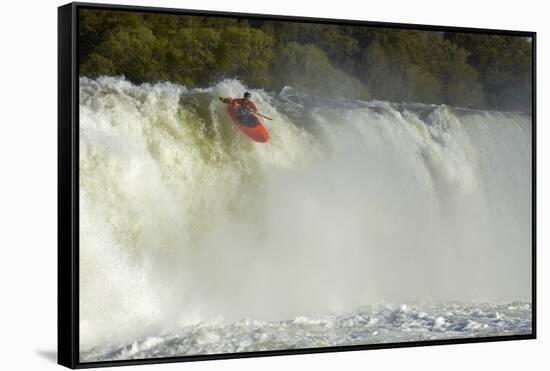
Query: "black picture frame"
58 2 537 369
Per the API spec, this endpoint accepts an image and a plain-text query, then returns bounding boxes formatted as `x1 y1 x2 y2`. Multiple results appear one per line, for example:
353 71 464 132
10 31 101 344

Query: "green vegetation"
79 9 533 111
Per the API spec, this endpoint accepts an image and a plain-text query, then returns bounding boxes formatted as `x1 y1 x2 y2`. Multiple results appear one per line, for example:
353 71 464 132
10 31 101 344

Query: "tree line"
79 9 533 112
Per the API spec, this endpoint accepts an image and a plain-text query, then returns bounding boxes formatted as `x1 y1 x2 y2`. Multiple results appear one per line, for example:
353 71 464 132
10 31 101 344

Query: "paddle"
218 96 273 121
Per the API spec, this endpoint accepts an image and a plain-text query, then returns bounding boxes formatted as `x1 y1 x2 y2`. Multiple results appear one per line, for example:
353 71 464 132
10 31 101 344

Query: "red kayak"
223 100 270 143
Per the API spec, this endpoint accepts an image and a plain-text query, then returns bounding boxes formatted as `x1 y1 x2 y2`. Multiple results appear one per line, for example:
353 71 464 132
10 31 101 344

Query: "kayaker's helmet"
243 92 251 99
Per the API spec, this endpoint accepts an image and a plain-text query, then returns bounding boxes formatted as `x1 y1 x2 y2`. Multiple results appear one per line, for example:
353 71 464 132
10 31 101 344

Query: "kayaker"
221 92 258 121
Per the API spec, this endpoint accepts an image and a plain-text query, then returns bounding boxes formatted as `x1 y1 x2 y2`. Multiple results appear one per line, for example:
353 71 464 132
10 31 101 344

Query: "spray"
79 76 532 352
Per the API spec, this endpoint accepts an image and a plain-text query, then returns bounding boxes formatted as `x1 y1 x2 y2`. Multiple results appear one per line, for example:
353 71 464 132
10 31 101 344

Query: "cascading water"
78 76 532 361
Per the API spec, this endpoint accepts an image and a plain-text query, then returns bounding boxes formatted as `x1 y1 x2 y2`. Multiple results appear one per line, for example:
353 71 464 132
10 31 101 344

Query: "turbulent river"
78 76 532 361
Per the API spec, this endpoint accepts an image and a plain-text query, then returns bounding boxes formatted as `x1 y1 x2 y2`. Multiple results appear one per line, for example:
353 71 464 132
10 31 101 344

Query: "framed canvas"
58 2 536 368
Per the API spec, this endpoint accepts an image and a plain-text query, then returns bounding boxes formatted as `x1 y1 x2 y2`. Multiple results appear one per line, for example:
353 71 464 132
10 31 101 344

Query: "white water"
79 76 532 356
80 302 532 361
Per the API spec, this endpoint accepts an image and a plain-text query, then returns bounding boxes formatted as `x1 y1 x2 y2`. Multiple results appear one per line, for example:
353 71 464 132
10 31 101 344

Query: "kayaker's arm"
219 97 232 104
219 96 271 120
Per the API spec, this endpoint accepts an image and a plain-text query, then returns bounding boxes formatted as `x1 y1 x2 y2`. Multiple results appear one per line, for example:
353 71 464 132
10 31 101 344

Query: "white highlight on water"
79 76 532 354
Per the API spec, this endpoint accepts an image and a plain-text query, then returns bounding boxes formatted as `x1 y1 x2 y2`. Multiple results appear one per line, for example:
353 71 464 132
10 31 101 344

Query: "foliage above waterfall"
79 9 532 112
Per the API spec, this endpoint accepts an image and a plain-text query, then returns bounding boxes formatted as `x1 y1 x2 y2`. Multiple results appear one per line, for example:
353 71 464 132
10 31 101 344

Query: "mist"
78 76 532 352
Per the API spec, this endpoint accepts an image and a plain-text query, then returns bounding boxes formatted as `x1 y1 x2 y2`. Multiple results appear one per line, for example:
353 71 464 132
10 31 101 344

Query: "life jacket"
226 97 257 112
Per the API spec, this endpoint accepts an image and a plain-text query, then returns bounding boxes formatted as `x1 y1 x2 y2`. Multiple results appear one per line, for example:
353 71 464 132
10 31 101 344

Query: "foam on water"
79 76 532 357
81 302 532 361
